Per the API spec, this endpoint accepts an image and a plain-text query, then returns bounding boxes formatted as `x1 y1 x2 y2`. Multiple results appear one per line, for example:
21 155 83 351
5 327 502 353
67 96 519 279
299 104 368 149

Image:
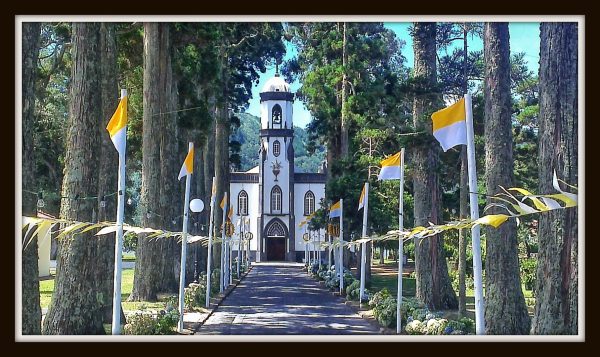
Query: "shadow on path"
196 264 379 335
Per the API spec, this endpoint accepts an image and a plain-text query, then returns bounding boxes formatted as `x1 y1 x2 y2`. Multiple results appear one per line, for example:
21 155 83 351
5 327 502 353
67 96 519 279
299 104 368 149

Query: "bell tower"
257 70 295 261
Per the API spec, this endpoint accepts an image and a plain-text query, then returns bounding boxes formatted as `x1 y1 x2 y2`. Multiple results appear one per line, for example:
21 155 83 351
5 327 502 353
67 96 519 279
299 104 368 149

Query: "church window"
266 220 286 237
304 191 315 216
238 190 248 216
271 186 282 212
272 104 282 124
273 140 281 157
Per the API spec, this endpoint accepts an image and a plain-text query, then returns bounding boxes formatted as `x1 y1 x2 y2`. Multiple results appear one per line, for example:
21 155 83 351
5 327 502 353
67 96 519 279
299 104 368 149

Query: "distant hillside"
231 113 325 173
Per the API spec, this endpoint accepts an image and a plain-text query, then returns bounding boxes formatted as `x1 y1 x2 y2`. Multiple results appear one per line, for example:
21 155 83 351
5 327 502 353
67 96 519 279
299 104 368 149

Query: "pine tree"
483 22 530 334
42 22 106 334
22 21 42 335
129 23 178 301
532 22 578 335
412 22 458 310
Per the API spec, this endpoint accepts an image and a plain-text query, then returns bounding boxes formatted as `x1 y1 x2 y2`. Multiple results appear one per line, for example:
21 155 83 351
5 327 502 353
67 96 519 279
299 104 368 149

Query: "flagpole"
205 177 216 308
396 148 405 334
111 89 127 335
465 93 484 335
327 229 331 269
177 142 193 332
237 219 241 279
339 199 344 295
359 182 369 308
229 233 233 286
220 192 228 292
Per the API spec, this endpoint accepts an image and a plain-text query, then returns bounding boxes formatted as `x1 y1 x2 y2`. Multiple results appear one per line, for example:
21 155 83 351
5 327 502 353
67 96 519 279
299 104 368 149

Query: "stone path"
195 263 380 335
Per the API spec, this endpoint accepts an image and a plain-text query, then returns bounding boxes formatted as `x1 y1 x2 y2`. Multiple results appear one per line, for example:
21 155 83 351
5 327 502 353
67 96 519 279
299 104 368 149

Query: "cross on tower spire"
275 60 280 77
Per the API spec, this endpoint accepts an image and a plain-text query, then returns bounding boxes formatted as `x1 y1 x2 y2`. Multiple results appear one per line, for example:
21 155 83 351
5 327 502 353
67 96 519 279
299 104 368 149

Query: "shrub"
309 262 320 276
373 295 397 327
520 257 537 294
123 309 179 335
346 280 361 301
399 297 424 324
368 288 397 327
425 318 448 335
184 282 206 311
164 295 178 311
405 319 425 334
444 317 475 335
369 288 392 308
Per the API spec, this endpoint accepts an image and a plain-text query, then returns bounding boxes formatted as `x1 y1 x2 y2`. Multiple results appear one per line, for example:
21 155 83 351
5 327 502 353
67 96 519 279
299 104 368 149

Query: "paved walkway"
195 263 380 335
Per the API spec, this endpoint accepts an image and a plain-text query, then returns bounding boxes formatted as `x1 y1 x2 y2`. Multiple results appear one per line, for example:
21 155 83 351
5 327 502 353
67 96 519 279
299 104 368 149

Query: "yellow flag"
358 183 366 210
178 146 194 180
329 200 341 218
431 98 467 152
106 95 128 155
378 151 402 180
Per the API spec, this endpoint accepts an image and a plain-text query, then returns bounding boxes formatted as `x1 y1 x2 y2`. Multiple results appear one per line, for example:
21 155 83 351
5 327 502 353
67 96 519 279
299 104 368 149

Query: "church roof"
261 74 290 93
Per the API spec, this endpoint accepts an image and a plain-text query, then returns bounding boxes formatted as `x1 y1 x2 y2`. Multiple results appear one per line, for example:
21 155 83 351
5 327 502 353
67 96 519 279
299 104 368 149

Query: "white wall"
262 136 291 214
293 183 326 252
229 182 260 252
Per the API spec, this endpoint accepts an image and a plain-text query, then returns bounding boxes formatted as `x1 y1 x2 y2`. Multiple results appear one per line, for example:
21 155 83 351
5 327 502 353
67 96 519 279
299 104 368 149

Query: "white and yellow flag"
378 151 402 180
178 146 194 180
431 98 468 152
329 200 341 218
106 95 128 156
358 183 367 211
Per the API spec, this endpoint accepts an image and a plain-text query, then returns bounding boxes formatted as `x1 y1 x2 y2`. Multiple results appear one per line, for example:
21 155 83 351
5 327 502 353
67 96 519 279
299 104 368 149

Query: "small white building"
230 73 326 262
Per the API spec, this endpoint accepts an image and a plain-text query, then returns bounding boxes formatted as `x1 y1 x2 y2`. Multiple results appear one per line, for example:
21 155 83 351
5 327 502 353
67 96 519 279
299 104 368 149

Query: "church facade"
229 74 326 262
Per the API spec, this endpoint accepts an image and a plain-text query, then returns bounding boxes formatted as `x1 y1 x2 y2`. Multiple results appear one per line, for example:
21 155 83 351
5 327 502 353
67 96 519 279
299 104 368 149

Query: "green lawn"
366 263 535 318
369 275 416 297
41 268 166 312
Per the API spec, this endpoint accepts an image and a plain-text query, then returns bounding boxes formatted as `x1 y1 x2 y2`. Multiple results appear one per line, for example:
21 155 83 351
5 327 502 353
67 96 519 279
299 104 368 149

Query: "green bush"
346 280 361 301
368 288 392 308
123 309 179 335
374 296 397 327
184 282 206 311
520 257 537 294
369 288 397 327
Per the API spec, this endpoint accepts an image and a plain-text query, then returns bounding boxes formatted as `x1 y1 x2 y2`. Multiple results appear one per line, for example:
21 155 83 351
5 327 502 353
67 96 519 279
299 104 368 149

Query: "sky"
245 22 540 129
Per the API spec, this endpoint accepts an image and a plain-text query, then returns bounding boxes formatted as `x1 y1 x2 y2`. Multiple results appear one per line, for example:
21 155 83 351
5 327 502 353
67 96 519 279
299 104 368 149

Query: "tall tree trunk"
130 23 177 301
412 22 458 310
203 99 216 243
22 21 42 335
483 22 530 334
159 42 179 291
42 23 105 334
340 22 349 157
97 22 126 324
532 22 578 335
194 131 207 279
213 63 229 271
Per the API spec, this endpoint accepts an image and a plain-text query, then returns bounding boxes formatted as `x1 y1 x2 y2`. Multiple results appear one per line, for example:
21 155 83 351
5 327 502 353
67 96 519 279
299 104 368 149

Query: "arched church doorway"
265 219 287 261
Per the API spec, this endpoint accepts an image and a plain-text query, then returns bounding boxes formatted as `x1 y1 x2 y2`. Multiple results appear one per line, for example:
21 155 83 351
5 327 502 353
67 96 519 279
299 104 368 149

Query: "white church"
230 73 326 262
